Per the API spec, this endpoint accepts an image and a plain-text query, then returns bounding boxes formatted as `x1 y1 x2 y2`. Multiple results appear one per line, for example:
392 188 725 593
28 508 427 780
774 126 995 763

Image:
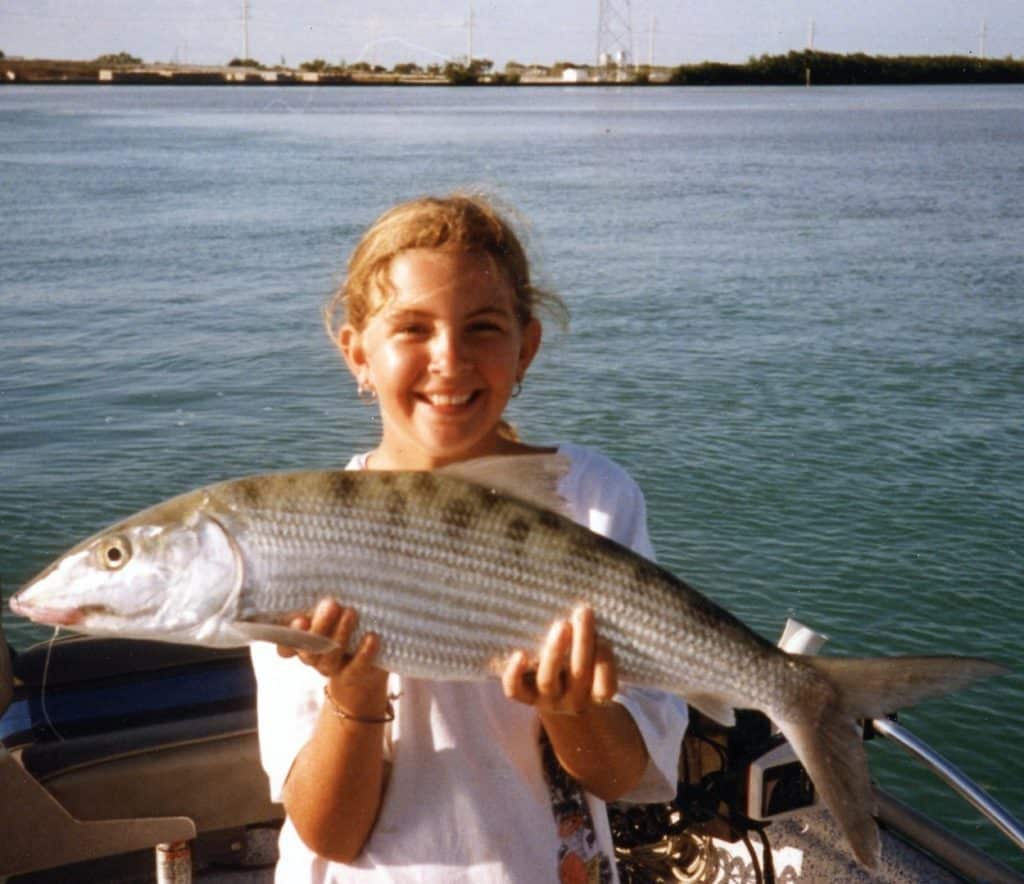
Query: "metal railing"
873 715 1024 855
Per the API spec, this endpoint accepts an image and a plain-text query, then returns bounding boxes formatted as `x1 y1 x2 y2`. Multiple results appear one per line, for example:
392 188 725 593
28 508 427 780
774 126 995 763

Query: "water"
2 84 1022 870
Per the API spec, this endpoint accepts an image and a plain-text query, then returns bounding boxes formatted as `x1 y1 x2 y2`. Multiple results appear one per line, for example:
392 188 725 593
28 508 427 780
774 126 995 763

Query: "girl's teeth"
428 393 472 406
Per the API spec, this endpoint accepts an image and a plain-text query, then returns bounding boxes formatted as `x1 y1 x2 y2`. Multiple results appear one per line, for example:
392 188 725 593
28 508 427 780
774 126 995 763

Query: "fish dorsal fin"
439 453 572 519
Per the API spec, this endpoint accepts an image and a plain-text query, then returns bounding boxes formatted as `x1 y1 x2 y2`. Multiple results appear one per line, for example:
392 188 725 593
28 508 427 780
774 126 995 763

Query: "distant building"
561 67 589 83
521 65 550 81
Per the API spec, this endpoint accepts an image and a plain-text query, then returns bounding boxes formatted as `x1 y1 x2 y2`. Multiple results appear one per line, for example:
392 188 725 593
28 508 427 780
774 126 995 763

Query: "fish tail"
777 655 1006 867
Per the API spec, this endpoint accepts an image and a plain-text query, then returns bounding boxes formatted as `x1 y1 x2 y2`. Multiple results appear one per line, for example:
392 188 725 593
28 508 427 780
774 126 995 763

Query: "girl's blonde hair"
324 193 567 338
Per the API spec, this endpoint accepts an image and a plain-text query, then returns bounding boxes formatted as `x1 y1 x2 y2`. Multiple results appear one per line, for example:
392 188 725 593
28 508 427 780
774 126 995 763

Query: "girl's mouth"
420 391 478 408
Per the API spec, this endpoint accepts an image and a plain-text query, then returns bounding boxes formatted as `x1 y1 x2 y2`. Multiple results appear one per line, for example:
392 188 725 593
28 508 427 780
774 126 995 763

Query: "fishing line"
40 626 66 742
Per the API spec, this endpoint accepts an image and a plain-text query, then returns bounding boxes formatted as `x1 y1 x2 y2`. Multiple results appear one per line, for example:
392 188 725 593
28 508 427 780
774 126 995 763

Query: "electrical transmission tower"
596 0 634 80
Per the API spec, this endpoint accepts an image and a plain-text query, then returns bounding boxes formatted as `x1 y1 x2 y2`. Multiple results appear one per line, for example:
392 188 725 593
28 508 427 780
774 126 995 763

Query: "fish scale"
10 465 1007 869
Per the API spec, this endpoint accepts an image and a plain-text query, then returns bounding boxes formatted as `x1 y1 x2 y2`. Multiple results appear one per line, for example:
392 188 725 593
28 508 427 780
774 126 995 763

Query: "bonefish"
10 455 1005 868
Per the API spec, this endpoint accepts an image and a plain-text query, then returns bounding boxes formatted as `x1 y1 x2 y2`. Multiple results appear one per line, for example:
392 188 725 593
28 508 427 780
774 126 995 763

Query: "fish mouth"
9 593 84 626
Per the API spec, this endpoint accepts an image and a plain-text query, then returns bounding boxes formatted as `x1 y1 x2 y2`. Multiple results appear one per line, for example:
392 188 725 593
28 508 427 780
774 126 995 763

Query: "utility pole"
648 15 656 68
242 0 250 60
805 18 815 87
979 19 987 59
468 1 475 66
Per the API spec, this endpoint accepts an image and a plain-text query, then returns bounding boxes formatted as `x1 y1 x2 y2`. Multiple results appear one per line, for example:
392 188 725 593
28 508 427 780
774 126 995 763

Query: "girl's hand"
279 599 390 863
278 599 389 705
501 606 618 714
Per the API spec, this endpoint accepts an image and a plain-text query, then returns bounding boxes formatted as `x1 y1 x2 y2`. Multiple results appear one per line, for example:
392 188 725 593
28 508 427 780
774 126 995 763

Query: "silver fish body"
217 470 779 700
10 467 1006 868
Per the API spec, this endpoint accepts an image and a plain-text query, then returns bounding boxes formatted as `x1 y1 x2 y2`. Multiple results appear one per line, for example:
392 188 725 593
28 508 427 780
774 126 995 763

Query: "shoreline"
4 52 1024 87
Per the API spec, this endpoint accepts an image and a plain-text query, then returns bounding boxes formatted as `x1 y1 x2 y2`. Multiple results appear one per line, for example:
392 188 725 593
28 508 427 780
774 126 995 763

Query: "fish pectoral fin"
233 622 340 654
685 694 736 727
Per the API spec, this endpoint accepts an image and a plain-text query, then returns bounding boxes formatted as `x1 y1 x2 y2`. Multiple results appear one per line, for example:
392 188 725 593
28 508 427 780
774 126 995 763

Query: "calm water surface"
1 84 1022 869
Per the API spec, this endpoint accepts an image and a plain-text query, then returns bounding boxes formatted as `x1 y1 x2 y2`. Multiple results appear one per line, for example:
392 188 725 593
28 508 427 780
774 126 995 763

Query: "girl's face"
341 249 541 469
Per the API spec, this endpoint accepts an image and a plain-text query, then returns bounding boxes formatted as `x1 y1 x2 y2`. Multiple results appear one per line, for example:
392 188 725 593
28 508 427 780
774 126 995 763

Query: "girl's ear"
338 324 367 382
517 318 543 379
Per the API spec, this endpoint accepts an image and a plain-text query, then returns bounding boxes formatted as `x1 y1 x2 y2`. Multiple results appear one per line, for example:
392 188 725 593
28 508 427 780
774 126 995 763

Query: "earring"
358 382 378 404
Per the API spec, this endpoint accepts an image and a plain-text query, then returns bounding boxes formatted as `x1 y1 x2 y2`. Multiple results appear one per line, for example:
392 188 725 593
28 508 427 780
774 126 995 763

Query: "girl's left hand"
501 605 618 714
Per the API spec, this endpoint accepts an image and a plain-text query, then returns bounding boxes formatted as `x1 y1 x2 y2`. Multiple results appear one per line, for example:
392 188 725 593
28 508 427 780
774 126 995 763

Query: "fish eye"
96 536 132 571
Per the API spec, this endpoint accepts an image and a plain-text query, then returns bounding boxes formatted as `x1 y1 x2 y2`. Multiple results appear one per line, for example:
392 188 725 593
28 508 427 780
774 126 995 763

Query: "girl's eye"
468 321 505 334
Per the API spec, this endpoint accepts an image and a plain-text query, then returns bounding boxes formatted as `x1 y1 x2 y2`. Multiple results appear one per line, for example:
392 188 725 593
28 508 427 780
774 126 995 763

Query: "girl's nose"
429 331 468 375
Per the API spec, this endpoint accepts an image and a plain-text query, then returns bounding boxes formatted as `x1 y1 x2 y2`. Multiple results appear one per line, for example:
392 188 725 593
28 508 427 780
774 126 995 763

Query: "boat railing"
780 619 1024 875
872 715 1024 856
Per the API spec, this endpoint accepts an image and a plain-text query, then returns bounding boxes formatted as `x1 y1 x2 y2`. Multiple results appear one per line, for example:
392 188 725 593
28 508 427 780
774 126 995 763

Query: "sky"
2 0 1021 69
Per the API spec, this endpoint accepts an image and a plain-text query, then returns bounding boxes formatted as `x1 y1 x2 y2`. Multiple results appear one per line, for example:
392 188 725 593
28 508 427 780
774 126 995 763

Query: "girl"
251 194 688 883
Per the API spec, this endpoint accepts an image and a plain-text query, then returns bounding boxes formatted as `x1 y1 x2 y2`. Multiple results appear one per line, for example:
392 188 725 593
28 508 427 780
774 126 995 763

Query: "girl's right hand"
278 600 391 861
278 599 389 700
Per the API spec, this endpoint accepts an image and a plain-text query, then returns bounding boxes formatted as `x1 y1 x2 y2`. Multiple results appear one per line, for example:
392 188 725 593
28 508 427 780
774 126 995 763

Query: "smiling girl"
251 194 688 883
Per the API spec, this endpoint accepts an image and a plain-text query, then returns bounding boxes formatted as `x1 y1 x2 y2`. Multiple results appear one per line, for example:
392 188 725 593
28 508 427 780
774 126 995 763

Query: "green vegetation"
443 62 478 85
347 61 388 74
670 50 1024 85
443 58 494 85
441 58 518 85
298 58 350 76
227 57 264 69
489 72 520 85
94 52 141 66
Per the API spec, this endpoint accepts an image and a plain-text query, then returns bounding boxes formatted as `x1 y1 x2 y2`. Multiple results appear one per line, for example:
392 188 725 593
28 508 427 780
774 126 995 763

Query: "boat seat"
1 635 282 875
4 636 259 748
18 709 281 833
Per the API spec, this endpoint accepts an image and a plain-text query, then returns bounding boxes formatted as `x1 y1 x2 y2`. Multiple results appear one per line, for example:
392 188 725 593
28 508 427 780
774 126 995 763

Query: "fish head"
11 502 241 645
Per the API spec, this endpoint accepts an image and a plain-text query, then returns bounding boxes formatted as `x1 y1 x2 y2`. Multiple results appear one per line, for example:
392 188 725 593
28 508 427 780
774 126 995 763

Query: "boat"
2 619 1022 883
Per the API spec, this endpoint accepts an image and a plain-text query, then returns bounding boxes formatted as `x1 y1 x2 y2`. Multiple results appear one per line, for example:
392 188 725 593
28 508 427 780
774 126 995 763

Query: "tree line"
669 50 1024 86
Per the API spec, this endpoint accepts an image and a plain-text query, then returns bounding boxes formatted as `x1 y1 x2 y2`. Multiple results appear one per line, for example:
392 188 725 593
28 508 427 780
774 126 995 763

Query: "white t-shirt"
251 443 689 883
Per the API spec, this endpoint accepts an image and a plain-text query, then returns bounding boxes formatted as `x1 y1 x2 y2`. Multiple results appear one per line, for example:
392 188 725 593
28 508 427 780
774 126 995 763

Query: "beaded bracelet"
323 685 400 724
